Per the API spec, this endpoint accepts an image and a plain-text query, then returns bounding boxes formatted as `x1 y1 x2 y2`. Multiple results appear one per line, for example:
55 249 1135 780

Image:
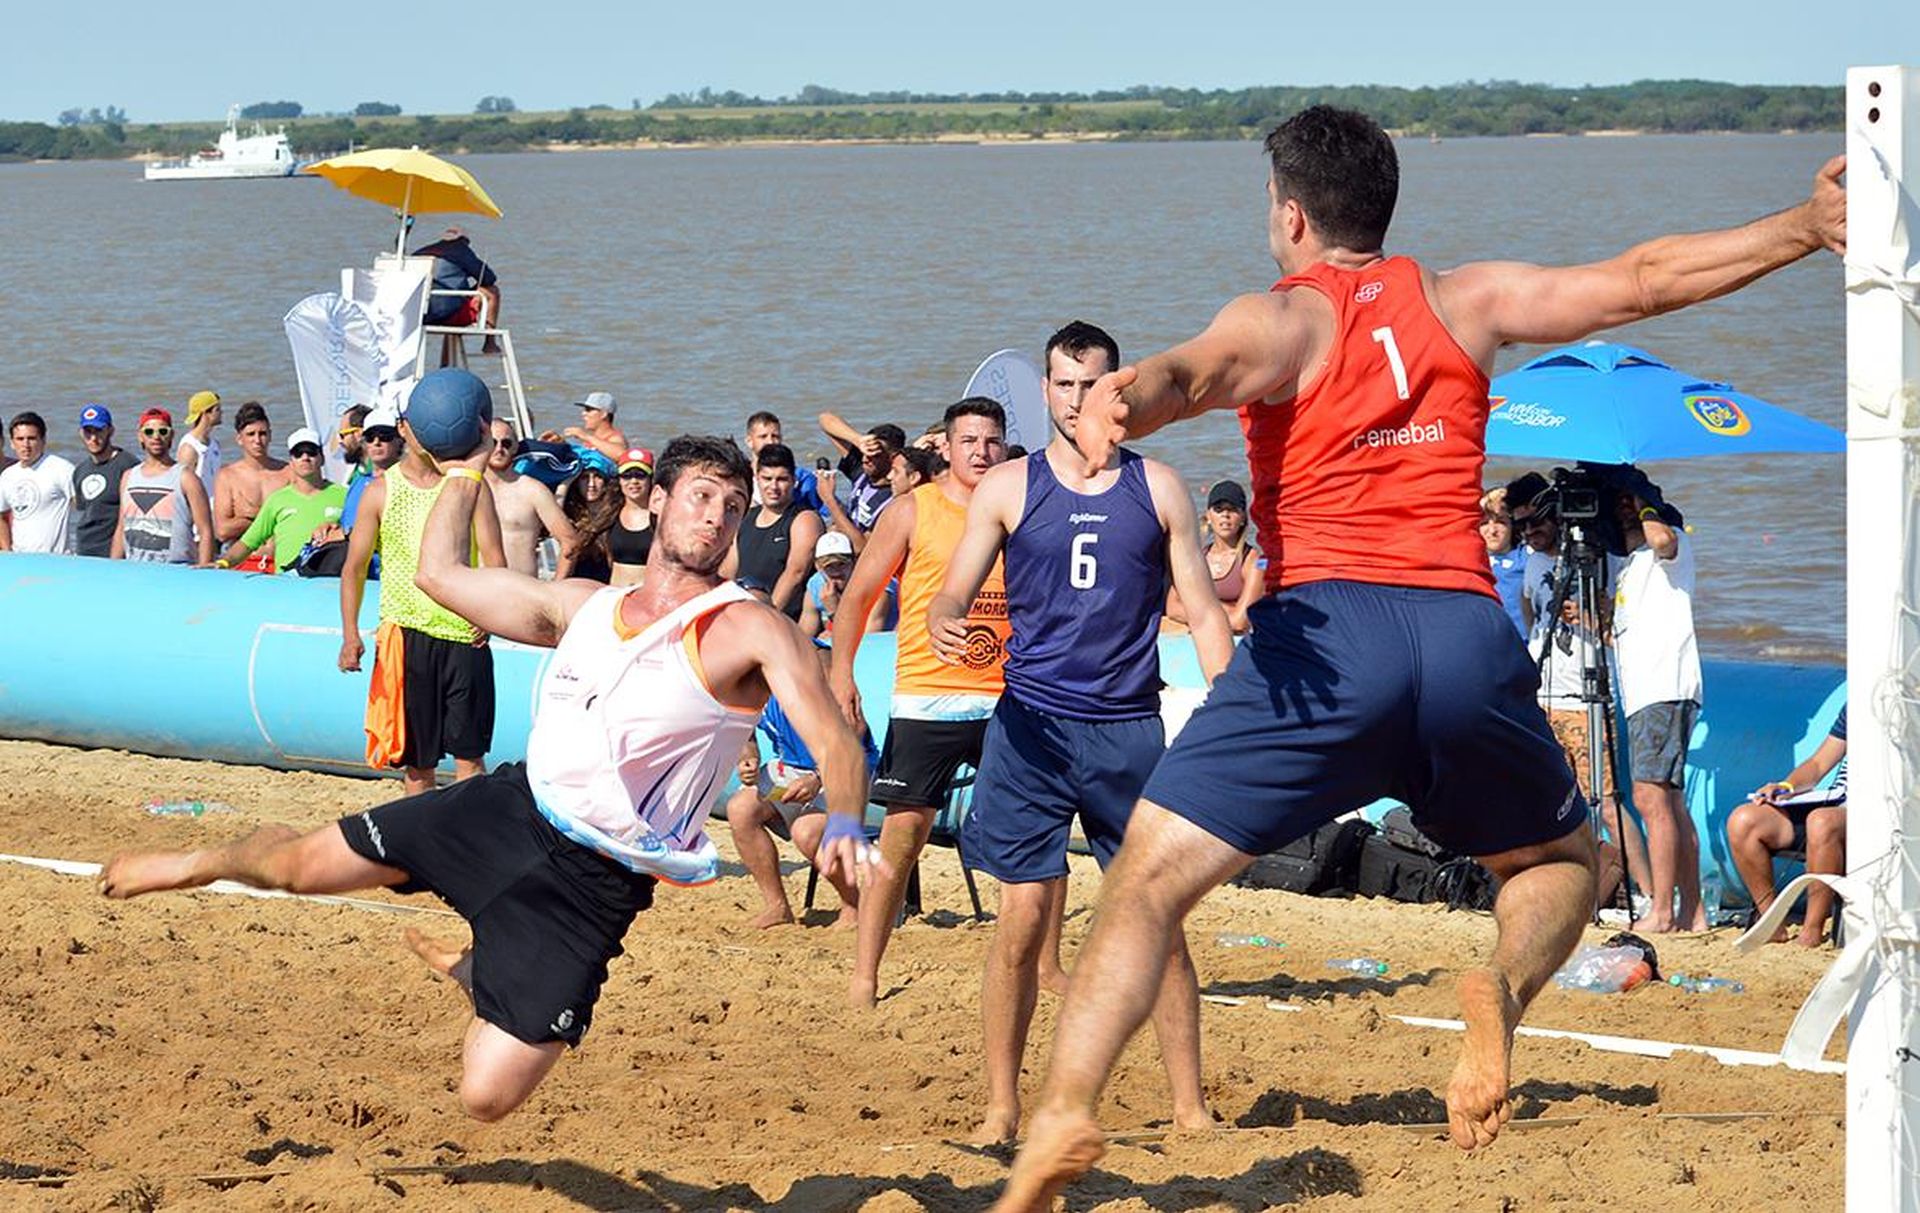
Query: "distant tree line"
0 80 1845 162
241 101 303 119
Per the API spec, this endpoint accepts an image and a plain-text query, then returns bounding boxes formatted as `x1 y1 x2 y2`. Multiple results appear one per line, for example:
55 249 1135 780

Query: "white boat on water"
144 106 297 181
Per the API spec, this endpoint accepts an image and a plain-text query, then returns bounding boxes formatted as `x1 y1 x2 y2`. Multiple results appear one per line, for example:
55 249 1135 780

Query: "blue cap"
79 404 112 429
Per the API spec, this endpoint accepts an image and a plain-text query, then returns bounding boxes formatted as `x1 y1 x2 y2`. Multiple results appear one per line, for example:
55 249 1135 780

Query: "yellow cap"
186 390 221 423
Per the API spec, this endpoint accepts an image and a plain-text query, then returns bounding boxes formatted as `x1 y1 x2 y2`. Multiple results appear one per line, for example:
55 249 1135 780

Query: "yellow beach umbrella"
303 146 503 253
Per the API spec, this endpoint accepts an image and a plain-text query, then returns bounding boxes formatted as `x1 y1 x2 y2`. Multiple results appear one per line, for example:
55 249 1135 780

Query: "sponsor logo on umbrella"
1487 397 1566 428
1685 394 1752 437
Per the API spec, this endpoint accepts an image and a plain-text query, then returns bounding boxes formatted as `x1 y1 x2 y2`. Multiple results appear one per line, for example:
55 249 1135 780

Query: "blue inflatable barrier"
0 554 1844 900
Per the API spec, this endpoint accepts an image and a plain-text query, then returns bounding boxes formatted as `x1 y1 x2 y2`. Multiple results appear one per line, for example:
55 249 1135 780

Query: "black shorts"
871 716 989 809
400 626 496 767
1627 700 1698 788
336 763 655 1046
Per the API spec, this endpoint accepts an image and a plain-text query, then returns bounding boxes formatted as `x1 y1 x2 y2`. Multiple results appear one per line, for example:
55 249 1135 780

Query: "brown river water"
0 134 1846 661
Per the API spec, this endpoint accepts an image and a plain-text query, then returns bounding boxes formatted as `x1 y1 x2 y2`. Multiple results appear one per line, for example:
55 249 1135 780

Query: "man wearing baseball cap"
562 390 628 463
800 529 857 647
341 405 405 541
212 428 346 574
111 407 214 565
71 404 138 558
176 390 223 499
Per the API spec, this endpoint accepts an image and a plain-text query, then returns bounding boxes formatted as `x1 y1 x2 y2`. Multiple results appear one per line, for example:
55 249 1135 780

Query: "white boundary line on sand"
0 852 457 918
1 852 1847 1074
1390 1014 1846 1076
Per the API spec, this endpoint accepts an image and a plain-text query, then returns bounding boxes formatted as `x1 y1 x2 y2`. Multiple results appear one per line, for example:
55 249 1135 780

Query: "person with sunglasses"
111 407 214 565
484 418 577 577
209 428 345 574
608 447 655 586
340 406 407 544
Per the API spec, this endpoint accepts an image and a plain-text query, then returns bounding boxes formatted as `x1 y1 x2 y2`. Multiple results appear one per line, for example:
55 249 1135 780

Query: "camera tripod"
1538 522 1640 922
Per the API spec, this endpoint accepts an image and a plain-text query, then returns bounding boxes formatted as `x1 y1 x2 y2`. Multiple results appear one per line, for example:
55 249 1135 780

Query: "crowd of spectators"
4 383 1843 947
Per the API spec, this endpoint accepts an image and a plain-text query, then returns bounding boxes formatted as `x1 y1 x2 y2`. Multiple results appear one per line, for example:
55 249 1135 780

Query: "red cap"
618 447 654 474
139 407 174 428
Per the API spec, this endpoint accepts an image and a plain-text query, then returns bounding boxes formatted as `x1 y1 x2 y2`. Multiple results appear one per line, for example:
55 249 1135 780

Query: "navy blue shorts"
1143 581 1584 859
964 694 1164 882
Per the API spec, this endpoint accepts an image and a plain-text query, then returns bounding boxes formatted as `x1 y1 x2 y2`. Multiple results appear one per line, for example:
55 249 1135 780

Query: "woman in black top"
609 447 654 585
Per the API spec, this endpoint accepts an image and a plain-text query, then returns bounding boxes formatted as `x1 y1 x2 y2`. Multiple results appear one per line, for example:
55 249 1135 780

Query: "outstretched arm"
1074 290 1320 471
1151 462 1236 683
413 455 597 648
928 463 1020 663
1439 156 1845 360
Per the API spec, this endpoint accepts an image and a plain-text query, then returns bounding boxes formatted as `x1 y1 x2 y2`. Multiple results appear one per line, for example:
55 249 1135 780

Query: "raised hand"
1073 366 1138 474
1805 155 1845 255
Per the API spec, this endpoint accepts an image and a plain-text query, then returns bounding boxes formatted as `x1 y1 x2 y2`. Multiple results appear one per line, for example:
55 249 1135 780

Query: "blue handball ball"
402 368 493 459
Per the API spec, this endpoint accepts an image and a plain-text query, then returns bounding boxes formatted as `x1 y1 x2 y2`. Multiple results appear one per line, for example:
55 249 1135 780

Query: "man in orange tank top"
996 106 1846 1210
829 397 1010 1009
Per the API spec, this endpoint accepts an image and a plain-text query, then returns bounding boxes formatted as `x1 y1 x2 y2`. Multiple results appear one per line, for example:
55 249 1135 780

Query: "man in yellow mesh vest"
338 424 508 794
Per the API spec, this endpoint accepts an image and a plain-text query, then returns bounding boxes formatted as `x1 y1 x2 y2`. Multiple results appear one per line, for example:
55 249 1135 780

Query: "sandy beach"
0 738 1843 1210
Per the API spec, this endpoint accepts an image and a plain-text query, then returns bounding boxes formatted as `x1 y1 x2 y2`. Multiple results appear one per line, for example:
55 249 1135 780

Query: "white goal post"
1844 63 1920 1213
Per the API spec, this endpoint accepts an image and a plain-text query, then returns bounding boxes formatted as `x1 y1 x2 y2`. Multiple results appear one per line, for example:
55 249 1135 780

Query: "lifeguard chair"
356 253 534 440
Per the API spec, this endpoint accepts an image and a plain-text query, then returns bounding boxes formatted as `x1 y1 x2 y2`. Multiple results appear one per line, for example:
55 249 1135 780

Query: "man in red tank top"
995 106 1845 1210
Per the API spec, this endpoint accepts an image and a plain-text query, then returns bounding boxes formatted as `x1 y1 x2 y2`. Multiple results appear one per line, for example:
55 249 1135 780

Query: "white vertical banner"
344 257 430 414
964 349 1050 454
284 292 381 485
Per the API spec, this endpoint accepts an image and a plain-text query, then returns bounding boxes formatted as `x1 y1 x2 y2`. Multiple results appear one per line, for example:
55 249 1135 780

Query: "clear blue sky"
7 0 1909 123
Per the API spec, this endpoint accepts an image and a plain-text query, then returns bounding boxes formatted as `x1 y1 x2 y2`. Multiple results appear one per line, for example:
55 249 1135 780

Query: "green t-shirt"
241 481 347 572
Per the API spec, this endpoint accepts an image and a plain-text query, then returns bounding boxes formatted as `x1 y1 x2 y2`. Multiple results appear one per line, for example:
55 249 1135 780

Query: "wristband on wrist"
445 467 484 484
1638 506 1660 521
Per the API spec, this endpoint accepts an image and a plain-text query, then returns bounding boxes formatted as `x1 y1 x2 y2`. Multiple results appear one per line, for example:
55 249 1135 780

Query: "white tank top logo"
526 582 760 884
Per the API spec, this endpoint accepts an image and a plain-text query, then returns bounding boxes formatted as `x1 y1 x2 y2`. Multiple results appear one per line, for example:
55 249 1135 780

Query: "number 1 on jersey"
1371 326 1410 401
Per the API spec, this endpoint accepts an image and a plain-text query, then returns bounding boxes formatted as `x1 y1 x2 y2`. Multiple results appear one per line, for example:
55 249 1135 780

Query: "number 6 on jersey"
1069 532 1099 589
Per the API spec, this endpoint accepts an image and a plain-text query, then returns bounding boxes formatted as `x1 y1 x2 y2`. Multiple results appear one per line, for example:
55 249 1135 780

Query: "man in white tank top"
97 435 880 1124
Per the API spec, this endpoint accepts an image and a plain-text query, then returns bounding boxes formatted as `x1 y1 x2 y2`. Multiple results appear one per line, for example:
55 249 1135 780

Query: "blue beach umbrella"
1484 342 1844 463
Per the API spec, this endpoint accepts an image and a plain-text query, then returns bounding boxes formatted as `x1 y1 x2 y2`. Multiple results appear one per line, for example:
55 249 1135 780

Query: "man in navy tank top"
993 109 1846 1210
929 322 1234 1145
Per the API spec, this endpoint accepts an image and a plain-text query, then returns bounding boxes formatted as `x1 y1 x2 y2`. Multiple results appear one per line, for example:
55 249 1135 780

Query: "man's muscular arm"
1150 461 1236 683
827 494 913 726
1075 291 1320 471
1440 156 1845 360
414 457 597 648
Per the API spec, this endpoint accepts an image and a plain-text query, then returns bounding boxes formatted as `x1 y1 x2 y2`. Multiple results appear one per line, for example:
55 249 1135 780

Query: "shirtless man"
561 391 629 462
99 435 881 1123
994 107 1846 1210
214 402 293 548
485 418 577 575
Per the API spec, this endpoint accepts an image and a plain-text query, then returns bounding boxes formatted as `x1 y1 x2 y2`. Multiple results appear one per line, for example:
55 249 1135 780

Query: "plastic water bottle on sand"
145 800 234 817
1326 958 1388 976
1214 933 1284 949
1554 945 1652 993
1669 973 1745 994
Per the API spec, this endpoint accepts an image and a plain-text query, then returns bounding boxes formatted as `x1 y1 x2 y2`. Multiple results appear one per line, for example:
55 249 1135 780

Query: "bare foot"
1630 916 1676 935
992 1107 1106 1212
971 1103 1020 1146
98 850 206 899
849 974 877 1010
403 927 468 977
1446 967 1521 1151
833 905 859 931
481 339 502 355
1171 1104 1215 1131
1795 928 1828 948
750 905 796 930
